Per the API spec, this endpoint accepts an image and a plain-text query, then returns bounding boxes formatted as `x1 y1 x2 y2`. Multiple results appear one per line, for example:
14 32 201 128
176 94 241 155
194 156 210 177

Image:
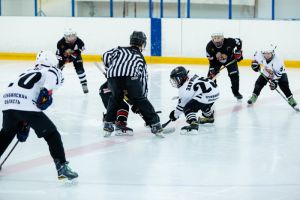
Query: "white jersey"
174 74 220 118
2 65 64 112
254 52 285 80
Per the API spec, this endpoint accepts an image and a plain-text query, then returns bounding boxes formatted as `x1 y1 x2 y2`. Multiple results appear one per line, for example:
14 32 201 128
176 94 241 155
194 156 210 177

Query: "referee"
102 31 163 137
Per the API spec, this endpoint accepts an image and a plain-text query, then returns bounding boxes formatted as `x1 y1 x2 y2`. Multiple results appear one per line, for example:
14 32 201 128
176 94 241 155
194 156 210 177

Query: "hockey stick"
211 59 237 81
162 119 171 128
0 140 19 171
259 71 299 112
94 62 106 76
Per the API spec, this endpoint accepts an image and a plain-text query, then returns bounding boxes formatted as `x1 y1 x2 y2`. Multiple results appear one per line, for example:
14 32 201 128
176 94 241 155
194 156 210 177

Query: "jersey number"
18 72 42 89
193 77 217 93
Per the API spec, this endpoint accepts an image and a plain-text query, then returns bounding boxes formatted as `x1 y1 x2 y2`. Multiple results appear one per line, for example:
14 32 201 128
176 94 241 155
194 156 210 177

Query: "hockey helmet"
64 28 77 43
36 50 58 68
170 66 189 88
211 32 224 48
261 44 277 61
130 31 147 49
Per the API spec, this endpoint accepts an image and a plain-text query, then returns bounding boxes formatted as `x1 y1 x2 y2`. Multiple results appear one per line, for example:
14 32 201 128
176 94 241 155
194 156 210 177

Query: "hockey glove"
169 110 178 121
234 49 243 62
208 68 217 79
36 88 53 110
17 121 30 142
251 60 260 72
269 80 278 90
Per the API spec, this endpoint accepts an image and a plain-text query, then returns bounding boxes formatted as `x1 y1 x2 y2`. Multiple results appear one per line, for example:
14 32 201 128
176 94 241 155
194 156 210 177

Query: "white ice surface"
1 61 300 200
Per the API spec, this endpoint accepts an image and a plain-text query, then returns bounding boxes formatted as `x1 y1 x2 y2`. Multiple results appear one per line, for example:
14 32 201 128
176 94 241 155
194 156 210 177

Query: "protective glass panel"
1 0 35 16
38 0 72 17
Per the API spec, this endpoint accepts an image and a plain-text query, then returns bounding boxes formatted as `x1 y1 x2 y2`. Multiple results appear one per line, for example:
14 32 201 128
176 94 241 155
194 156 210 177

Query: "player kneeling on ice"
168 66 220 134
247 44 299 111
0 51 78 181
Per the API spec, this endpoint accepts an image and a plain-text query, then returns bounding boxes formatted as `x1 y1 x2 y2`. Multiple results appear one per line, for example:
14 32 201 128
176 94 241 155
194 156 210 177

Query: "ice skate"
198 116 214 124
234 92 243 101
55 161 78 181
151 122 164 138
180 121 199 135
103 122 114 137
247 93 258 105
115 121 134 136
82 84 89 94
288 96 299 111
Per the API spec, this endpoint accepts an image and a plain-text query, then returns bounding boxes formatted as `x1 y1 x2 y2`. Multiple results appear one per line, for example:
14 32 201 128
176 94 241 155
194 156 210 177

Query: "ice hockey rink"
1 60 300 200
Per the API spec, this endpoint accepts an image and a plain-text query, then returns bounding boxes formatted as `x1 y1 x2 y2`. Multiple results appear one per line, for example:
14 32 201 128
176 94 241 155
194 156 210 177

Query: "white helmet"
36 50 58 68
261 44 277 61
64 28 77 43
211 32 224 48
261 44 277 55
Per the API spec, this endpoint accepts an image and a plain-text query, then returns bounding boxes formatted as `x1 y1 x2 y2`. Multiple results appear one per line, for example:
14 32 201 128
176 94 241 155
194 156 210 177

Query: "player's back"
2 66 63 112
179 74 220 104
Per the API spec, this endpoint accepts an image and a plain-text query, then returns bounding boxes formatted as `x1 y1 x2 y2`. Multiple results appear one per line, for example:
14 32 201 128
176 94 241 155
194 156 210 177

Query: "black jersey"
102 46 148 96
206 38 242 66
56 37 85 59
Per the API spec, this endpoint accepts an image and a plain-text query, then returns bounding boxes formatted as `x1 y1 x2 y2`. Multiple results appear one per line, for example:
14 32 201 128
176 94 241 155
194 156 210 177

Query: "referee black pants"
105 77 160 126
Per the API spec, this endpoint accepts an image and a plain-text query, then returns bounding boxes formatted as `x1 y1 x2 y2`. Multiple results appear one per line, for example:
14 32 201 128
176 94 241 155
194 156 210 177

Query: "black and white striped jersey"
102 46 148 96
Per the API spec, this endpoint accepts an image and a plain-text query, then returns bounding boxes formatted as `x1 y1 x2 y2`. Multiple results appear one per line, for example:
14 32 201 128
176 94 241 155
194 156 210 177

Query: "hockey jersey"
2 65 64 112
174 74 220 118
254 52 286 80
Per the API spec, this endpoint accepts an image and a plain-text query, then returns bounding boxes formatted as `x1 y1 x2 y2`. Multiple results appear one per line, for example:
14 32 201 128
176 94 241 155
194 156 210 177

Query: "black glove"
36 88 53 110
17 121 30 142
208 67 218 79
131 105 140 114
269 80 278 90
234 49 243 62
251 60 260 72
169 110 178 121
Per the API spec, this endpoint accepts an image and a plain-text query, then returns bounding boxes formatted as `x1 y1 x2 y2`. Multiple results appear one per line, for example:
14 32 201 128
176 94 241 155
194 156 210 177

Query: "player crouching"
168 66 220 134
247 44 299 111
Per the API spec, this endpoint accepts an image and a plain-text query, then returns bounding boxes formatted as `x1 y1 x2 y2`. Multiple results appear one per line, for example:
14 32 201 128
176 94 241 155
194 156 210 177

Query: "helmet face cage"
261 44 276 61
169 66 188 88
64 29 77 43
211 33 224 48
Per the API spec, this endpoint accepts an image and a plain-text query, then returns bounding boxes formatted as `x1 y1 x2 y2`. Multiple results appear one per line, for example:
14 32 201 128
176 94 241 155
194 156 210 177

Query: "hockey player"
99 81 133 136
56 28 88 94
206 32 243 100
168 66 220 133
247 44 299 110
102 31 163 137
0 51 78 181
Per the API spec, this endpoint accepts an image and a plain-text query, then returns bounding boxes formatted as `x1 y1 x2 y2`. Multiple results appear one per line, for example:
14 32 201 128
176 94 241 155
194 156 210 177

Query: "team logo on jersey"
216 52 227 63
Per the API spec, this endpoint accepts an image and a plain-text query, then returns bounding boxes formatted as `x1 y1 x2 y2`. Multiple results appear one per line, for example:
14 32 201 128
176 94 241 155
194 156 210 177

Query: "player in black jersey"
56 28 88 94
206 32 243 100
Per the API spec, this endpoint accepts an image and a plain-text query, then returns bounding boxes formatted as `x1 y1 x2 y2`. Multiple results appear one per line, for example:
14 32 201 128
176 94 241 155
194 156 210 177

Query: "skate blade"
62 178 78 185
155 132 165 138
180 129 198 135
163 127 175 134
115 130 134 136
103 131 113 138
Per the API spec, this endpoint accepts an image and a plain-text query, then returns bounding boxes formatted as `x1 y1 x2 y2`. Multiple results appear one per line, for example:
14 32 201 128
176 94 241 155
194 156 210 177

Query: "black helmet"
130 31 147 48
170 66 189 88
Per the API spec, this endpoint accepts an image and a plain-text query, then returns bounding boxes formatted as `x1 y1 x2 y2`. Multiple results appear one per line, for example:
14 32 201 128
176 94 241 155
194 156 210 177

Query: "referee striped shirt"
102 46 148 96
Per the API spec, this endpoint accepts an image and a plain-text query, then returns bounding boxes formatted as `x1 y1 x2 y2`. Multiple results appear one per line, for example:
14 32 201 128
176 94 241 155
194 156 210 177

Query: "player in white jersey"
0 51 78 181
247 44 299 110
168 66 220 133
